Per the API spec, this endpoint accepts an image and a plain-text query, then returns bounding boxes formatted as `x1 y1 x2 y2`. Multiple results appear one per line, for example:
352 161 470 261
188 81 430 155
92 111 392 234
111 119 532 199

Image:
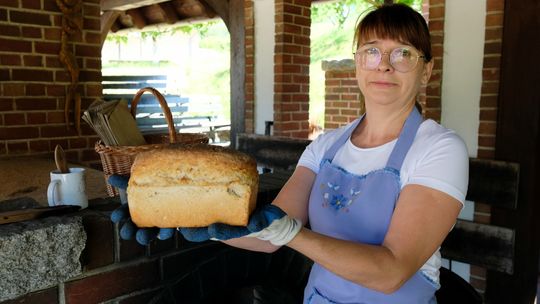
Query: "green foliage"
141 30 163 42
171 21 217 38
106 34 128 45
312 0 357 28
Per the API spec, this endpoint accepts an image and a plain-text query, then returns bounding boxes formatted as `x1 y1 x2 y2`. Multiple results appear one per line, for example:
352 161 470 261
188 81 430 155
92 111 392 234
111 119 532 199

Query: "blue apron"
304 108 438 304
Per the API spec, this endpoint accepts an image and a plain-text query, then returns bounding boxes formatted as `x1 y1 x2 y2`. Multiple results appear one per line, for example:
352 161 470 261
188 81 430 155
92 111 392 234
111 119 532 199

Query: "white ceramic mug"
47 168 88 209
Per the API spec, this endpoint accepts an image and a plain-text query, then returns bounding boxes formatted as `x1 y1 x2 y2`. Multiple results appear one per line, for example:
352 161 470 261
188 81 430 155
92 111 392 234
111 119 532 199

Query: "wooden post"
488 0 540 302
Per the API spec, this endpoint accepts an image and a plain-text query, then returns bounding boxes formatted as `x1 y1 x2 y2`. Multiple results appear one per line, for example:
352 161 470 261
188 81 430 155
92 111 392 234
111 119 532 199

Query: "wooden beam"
228 0 244 146
157 2 179 24
200 0 229 27
441 220 515 275
196 0 217 19
100 10 122 46
101 0 170 11
236 133 311 170
466 158 519 209
487 0 540 302
126 8 147 29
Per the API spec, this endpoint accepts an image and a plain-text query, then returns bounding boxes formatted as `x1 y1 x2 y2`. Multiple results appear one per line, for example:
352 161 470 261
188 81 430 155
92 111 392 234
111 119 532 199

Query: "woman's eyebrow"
359 40 378 47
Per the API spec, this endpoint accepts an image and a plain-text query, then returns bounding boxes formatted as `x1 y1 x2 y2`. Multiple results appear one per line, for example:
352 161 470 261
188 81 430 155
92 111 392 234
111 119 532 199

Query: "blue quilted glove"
108 175 175 246
179 205 302 246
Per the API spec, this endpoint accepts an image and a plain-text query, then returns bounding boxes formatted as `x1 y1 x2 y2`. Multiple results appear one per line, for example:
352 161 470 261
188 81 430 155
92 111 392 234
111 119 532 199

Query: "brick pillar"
477 0 504 160
244 0 255 133
322 60 362 130
470 0 505 295
0 0 102 167
425 0 445 122
273 0 311 138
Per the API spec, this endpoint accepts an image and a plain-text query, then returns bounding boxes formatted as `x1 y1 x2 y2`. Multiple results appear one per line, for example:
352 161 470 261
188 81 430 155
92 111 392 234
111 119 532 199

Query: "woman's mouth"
370 81 397 87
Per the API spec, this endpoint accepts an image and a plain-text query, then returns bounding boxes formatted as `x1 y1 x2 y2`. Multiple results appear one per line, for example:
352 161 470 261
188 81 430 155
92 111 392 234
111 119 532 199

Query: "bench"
102 75 230 142
236 133 520 303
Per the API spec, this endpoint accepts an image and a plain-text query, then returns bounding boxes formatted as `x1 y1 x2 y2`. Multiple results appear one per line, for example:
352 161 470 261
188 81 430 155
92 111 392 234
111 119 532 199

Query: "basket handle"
130 87 177 144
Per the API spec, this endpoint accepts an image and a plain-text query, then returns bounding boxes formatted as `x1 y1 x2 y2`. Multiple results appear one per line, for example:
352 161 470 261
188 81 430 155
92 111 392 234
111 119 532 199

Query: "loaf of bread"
127 145 259 228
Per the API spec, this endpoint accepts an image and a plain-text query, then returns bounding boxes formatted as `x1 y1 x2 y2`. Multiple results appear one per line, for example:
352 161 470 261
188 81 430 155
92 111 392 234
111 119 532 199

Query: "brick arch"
99 1 247 146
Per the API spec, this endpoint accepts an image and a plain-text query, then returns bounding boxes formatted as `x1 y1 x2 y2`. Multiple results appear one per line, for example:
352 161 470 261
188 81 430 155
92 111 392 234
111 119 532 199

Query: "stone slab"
0 216 86 301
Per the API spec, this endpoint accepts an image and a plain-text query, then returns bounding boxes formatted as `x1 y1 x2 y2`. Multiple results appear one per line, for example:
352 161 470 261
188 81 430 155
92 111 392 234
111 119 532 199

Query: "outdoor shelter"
0 0 539 303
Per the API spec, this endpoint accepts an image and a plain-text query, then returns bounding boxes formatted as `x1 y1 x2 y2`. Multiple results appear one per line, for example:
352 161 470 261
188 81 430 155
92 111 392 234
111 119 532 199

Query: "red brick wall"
0 0 101 167
477 0 503 160
425 0 444 122
273 0 310 138
244 0 255 133
323 60 362 130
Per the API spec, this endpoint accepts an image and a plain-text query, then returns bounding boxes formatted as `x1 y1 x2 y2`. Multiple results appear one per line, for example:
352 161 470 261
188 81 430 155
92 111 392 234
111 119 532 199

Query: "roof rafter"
101 0 171 11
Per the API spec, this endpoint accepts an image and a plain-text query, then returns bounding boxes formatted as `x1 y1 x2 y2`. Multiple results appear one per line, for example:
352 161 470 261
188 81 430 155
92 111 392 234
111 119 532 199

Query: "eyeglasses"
354 46 426 73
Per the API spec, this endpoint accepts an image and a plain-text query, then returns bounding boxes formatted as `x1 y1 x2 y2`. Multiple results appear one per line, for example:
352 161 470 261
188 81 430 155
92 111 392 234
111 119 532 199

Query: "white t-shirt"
297 118 469 284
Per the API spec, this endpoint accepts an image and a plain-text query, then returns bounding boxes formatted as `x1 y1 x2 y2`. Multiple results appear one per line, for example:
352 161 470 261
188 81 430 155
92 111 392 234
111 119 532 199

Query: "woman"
185 4 469 303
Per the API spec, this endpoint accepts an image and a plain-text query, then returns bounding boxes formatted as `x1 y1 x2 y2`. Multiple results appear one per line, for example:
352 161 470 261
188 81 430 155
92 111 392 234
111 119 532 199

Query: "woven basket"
95 87 208 196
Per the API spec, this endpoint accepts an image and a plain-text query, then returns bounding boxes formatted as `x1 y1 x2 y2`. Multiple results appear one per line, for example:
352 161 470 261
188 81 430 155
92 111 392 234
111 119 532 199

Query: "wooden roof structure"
101 0 218 33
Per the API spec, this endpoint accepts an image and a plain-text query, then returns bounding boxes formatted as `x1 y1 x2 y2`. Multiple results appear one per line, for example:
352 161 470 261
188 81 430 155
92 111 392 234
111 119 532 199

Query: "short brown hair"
353 4 432 62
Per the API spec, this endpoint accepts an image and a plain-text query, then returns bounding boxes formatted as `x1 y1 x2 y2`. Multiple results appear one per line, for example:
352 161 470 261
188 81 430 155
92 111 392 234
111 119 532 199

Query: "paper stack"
82 99 146 146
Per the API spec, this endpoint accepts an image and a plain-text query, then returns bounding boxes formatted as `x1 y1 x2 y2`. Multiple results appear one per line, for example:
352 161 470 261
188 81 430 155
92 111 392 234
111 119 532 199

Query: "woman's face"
355 38 433 111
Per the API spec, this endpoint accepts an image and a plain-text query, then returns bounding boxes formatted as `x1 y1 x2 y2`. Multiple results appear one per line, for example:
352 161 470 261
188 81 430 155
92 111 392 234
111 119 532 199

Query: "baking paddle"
0 205 80 225
54 144 69 173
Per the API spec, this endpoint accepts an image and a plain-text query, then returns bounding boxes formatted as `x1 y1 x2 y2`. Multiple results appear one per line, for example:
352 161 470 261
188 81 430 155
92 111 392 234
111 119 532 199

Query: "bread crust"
127 145 258 227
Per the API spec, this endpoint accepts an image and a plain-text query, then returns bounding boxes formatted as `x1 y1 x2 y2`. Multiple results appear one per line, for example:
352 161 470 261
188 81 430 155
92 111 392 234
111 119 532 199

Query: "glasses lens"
390 47 418 72
357 47 381 70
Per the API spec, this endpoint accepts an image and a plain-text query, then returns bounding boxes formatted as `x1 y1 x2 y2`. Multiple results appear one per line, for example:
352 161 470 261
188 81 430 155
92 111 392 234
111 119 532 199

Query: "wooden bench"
237 133 520 303
102 75 230 142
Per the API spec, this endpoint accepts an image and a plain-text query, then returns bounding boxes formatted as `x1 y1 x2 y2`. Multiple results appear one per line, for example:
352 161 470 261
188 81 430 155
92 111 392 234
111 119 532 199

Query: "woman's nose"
377 52 394 72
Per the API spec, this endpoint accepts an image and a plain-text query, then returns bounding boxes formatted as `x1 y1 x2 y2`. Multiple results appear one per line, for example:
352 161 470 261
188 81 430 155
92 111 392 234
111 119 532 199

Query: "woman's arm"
223 166 317 252
287 184 462 294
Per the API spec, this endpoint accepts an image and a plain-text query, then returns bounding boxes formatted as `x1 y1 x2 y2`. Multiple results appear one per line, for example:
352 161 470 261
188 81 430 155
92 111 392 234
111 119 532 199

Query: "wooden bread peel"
0 205 80 225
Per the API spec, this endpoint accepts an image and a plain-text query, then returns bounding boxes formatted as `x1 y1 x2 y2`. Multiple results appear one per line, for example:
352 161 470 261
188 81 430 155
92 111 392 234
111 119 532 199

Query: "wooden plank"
103 82 167 90
102 75 167 82
103 94 188 105
441 220 515 274
136 115 211 126
138 124 203 133
101 0 170 12
133 105 188 114
466 158 519 209
0 205 80 225
157 2 178 24
126 8 147 29
236 133 311 170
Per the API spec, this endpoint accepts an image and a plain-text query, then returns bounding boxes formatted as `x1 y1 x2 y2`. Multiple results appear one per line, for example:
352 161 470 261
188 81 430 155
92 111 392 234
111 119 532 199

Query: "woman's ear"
421 60 434 85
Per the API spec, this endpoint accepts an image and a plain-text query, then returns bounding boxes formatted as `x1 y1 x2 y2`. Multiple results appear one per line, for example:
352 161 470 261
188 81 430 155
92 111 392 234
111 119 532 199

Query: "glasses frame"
354 46 427 73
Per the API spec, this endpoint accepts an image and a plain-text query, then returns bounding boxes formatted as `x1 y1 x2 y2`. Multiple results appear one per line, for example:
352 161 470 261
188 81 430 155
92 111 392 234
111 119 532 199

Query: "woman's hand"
179 204 302 246
108 175 175 245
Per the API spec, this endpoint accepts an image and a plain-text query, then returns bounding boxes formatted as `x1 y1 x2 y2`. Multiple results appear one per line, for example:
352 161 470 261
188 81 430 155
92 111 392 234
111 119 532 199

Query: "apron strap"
320 108 422 171
321 114 364 163
385 107 423 171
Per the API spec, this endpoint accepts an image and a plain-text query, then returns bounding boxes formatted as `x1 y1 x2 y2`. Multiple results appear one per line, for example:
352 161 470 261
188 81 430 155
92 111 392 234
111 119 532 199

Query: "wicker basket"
95 87 208 196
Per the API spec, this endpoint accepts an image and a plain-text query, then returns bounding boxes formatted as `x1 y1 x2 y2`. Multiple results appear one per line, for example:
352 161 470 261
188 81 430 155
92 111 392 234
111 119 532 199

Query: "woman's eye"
397 48 412 58
365 48 379 55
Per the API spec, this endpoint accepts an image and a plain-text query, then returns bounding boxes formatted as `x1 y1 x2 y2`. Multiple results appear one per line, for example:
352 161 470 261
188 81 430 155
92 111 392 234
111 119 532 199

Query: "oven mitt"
179 205 302 246
108 175 175 246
